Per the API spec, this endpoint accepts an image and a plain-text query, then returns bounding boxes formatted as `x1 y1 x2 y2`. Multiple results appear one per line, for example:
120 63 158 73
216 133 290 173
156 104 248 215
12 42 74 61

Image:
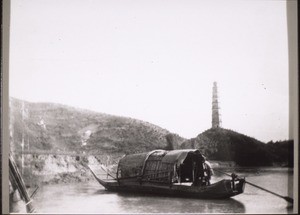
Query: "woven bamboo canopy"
117 149 205 183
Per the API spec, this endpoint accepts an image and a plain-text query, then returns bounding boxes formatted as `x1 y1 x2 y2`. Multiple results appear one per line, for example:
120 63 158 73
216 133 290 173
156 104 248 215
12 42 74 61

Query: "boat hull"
94 177 245 199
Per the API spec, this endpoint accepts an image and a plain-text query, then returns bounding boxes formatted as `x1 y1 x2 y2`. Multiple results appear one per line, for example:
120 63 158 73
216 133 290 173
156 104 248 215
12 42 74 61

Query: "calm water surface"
33 168 294 213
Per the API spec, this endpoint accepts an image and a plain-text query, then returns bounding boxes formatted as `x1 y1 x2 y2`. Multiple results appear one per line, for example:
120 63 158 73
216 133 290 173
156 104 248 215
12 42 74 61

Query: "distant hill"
265 140 294 167
10 98 185 155
180 127 293 167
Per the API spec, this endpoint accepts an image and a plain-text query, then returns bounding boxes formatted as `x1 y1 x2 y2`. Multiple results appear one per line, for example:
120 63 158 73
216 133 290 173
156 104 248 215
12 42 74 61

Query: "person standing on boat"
204 160 214 185
192 154 205 186
231 173 238 189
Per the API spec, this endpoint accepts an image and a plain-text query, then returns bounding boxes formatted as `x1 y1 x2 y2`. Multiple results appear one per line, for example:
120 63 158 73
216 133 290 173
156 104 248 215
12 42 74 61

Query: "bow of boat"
87 165 110 188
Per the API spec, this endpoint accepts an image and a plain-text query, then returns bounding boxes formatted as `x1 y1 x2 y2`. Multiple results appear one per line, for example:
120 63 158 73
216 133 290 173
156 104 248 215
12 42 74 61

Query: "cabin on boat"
117 149 213 186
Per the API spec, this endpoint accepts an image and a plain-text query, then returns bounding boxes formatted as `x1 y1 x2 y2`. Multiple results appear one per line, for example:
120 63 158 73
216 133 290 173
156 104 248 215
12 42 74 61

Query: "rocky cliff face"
12 152 125 186
13 154 90 186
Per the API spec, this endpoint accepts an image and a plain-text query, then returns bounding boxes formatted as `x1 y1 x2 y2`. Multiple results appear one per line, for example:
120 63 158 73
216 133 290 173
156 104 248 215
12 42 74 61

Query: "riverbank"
14 153 292 186
13 154 94 186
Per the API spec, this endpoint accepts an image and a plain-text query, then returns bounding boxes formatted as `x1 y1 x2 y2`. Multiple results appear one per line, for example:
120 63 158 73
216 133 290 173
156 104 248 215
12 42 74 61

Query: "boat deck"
99 179 117 183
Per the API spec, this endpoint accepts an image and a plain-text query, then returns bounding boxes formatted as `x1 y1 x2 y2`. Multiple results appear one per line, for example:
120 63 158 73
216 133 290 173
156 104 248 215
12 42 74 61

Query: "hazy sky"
9 0 289 142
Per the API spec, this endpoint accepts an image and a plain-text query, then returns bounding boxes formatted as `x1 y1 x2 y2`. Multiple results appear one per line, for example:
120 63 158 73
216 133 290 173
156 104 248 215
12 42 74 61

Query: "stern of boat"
237 178 246 193
233 178 246 194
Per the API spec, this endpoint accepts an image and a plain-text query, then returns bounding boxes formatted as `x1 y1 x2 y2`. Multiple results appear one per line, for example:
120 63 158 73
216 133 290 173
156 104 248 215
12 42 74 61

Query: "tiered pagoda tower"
212 82 221 128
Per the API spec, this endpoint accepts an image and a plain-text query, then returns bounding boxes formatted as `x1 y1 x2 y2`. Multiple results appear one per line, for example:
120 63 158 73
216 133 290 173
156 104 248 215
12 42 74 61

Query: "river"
33 167 294 214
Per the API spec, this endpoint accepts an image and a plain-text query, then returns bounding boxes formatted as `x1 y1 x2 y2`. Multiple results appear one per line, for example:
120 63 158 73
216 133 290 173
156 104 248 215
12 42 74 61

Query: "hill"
265 140 294 167
180 127 293 167
10 98 185 155
10 98 293 169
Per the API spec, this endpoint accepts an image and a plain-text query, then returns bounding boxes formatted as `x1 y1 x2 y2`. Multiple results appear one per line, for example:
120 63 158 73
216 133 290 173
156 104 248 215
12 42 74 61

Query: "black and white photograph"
3 0 298 214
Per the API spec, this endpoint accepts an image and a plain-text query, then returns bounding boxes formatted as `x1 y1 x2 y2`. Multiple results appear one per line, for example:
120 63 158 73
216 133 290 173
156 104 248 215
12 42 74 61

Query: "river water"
33 167 294 214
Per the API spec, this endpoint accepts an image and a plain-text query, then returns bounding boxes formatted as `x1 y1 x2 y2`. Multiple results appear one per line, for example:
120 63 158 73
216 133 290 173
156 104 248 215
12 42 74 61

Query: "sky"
9 0 289 142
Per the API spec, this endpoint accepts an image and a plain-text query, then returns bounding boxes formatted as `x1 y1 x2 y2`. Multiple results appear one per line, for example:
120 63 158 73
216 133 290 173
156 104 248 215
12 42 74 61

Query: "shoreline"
13 153 292 187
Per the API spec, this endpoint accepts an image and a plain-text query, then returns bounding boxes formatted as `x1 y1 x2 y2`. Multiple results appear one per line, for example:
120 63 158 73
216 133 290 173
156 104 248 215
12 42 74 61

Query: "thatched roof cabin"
117 149 207 184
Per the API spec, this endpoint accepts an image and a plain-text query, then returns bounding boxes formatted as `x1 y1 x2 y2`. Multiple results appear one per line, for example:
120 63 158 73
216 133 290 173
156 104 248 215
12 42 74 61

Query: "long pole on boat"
21 101 25 175
213 169 293 204
9 154 35 213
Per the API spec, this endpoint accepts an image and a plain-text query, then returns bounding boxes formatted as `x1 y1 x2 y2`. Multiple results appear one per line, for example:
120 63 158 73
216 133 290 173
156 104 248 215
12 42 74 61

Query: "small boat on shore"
88 149 245 199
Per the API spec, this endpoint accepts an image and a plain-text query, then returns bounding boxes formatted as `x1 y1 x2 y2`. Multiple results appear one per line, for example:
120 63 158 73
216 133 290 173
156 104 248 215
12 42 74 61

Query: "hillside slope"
10 98 185 155
180 127 292 166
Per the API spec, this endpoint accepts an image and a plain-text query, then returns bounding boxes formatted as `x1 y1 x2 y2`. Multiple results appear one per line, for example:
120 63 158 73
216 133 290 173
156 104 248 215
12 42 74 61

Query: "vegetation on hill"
180 128 293 167
10 98 185 155
265 140 294 167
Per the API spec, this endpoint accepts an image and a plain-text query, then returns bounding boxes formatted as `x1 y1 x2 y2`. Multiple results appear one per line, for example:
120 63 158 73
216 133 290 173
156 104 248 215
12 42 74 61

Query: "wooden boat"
89 149 246 199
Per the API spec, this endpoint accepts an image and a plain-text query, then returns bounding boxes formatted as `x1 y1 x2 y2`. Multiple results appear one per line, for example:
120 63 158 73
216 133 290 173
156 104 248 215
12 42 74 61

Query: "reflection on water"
33 167 293 214
116 192 245 213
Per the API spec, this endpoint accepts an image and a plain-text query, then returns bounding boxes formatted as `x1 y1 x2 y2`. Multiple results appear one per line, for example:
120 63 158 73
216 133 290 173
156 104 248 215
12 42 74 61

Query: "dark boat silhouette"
89 149 245 199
